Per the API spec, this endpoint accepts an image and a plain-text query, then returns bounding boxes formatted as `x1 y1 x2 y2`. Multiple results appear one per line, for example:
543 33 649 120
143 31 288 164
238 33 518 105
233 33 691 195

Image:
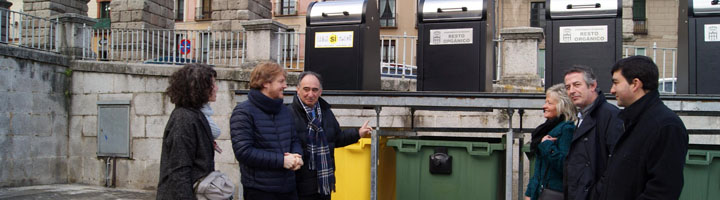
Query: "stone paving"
0 184 155 200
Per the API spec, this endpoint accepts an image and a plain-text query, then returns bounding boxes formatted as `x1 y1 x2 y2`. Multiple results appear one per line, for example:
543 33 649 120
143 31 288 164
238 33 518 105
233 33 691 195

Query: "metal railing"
633 19 648 35
0 8 58 52
623 42 677 94
381 33 417 78
82 27 247 66
276 30 304 71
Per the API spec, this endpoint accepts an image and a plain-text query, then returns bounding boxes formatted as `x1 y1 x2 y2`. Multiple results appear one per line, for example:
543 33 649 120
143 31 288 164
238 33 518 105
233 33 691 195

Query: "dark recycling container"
417 0 488 91
545 0 622 92
304 0 380 90
678 0 720 94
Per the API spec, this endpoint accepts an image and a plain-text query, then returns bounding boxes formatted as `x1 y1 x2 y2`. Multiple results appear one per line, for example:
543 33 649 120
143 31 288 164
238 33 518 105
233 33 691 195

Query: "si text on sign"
315 31 354 48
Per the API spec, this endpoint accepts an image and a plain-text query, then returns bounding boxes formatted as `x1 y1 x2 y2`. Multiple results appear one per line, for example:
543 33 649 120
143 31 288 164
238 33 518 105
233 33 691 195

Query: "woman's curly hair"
166 64 217 109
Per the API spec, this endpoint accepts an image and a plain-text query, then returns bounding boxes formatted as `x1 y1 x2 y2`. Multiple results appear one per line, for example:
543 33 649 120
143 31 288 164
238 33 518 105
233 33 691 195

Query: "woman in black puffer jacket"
230 62 303 200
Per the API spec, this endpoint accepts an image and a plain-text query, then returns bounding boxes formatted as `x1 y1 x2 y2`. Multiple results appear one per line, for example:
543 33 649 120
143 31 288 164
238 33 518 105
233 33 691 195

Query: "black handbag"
538 188 563 200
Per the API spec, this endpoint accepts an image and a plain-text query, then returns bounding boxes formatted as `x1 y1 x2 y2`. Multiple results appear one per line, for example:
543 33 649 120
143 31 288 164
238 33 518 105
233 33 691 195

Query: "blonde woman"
525 83 578 200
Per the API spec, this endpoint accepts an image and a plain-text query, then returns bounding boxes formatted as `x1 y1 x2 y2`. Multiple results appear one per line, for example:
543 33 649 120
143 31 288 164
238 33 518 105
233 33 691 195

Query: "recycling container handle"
686 151 712 166
567 3 601 9
712 0 719 5
322 11 350 17
397 140 420 153
437 7 468 13
344 139 370 150
467 143 491 156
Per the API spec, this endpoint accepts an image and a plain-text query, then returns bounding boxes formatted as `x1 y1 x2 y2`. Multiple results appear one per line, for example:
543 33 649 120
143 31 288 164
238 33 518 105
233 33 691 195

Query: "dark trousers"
243 187 298 200
299 192 331 200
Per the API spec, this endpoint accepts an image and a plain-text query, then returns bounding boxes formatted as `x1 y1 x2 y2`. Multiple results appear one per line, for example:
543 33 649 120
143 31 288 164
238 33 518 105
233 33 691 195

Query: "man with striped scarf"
289 71 373 200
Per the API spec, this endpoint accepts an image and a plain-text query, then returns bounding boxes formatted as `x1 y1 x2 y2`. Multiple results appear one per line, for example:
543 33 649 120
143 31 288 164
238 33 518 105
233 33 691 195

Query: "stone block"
10 158 32 181
221 10 237 20
211 20 232 31
0 92 7 113
121 11 132 22
130 10 143 21
211 11 222 21
52 113 68 137
213 92 233 116
132 138 163 161
69 116 83 138
11 69 33 92
133 93 164 116
9 92 33 113
110 0 127 12
109 10 121 23
23 2 33 11
30 135 63 158
145 77 169 92
215 139 235 163
99 93 133 101
111 22 127 29
32 114 53 136
212 115 231 140
145 115 168 138
213 0 228 11
83 73 115 94
67 156 82 182
82 115 98 137
7 135 30 160
32 93 52 114
235 10 250 20
0 112 9 135
130 114 146 138
10 113 32 135
128 0 145 10
163 96 175 115
70 94 98 115
81 156 104 185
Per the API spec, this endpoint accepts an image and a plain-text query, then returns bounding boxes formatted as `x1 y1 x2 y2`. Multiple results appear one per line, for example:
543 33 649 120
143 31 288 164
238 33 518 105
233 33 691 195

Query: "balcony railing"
0 8 59 52
633 18 648 35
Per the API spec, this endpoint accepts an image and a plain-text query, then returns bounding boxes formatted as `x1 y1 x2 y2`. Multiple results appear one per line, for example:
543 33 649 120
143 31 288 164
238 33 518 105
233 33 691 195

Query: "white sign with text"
315 31 354 48
559 25 608 43
429 28 474 45
705 24 720 42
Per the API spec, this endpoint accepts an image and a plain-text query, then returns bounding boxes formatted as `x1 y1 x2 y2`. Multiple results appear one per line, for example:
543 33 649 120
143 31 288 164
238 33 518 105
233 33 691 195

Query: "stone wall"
67 61 249 190
22 0 89 18
0 44 71 187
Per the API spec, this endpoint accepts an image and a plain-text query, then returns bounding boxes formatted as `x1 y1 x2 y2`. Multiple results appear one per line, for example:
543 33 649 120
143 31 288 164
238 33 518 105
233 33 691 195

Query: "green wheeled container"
679 148 720 200
522 143 536 178
387 138 505 200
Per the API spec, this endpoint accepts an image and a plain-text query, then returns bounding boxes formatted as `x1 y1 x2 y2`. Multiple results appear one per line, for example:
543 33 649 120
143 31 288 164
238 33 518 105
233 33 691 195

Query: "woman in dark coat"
525 84 577 200
230 62 304 200
157 64 218 199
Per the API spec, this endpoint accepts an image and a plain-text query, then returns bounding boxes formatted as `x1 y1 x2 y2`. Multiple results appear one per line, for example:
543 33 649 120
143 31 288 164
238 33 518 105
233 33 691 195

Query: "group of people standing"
525 56 689 200
153 55 688 200
156 62 371 200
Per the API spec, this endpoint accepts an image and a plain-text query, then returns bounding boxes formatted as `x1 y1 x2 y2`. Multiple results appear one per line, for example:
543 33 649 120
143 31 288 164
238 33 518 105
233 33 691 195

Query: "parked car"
143 56 201 65
658 78 676 93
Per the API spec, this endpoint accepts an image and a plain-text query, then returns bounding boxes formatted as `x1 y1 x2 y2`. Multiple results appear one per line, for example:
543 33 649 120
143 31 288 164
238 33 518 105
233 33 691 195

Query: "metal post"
517 109 525 200
371 106 382 200
505 108 514 200
277 28 282 64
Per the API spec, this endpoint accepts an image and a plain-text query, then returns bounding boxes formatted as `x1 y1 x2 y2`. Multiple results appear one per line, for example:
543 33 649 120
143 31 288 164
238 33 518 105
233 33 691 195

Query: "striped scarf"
302 101 335 195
